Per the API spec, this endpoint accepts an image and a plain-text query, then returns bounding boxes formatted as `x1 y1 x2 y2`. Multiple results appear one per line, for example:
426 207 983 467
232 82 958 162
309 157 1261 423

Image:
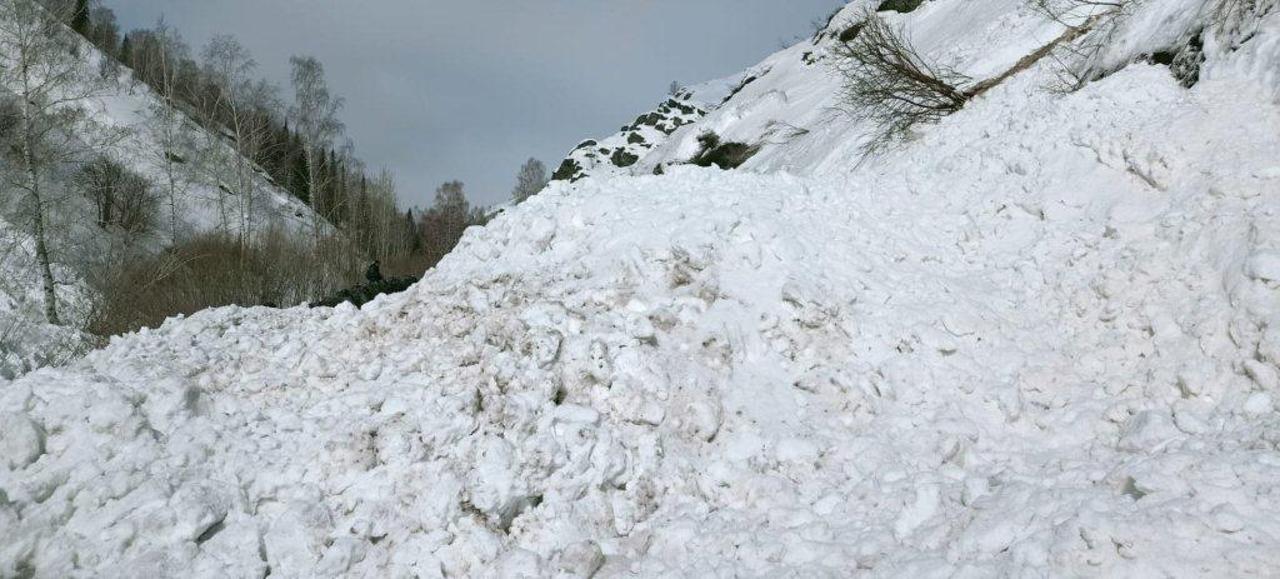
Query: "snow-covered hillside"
5 0 1280 576
1 27 318 241
0 215 92 381
0 16 325 380
549 79 732 183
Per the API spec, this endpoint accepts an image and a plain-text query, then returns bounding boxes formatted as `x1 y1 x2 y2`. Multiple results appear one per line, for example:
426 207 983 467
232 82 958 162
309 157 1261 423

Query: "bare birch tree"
511 158 548 204
0 0 121 324
145 17 193 242
197 34 278 244
288 55 344 242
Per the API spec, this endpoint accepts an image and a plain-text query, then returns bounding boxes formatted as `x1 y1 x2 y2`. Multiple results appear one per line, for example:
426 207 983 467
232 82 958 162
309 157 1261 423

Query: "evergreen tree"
71 0 89 36
406 209 422 254
119 33 132 64
289 138 310 204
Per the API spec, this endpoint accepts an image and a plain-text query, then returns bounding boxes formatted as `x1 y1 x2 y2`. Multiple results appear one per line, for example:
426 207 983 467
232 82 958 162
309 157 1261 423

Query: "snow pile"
4 0 1280 576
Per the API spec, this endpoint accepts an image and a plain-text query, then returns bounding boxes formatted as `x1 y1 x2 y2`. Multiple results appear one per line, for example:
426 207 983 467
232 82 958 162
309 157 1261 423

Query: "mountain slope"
4 0 1280 576
549 78 733 183
0 215 92 380
0 17 326 379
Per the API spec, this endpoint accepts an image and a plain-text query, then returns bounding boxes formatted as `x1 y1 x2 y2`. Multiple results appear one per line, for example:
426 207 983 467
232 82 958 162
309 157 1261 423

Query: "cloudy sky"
110 1 844 207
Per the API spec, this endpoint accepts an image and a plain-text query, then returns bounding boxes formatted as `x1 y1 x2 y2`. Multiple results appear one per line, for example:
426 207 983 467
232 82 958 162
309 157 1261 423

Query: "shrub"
689 132 760 170
831 13 970 154
877 0 926 13
74 156 158 237
1032 0 1135 91
610 148 639 168
311 276 418 308
1036 0 1204 89
551 158 584 182
87 230 360 336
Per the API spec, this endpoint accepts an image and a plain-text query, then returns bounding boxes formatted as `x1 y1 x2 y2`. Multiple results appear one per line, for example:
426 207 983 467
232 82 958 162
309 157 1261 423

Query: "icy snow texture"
5 0 1280 576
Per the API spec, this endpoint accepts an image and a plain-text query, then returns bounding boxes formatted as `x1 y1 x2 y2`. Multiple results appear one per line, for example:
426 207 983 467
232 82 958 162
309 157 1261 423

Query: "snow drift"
4 0 1280 576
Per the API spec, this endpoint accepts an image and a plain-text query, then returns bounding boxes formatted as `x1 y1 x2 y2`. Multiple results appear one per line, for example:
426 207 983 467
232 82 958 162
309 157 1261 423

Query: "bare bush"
831 13 971 154
1213 0 1277 41
75 156 159 238
87 230 361 336
1033 0 1134 90
689 131 759 170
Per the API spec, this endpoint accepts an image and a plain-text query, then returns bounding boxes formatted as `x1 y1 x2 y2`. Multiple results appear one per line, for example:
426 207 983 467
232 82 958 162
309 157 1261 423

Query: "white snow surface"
5 0 1280 577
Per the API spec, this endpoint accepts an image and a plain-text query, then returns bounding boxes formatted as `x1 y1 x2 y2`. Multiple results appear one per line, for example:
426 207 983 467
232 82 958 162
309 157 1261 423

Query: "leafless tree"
0 0 123 324
368 169 409 259
144 18 194 242
289 55 344 242
232 78 280 242
74 155 158 240
197 35 279 243
831 13 971 154
1032 0 1132 91
511 158 547 204
87 3 119 54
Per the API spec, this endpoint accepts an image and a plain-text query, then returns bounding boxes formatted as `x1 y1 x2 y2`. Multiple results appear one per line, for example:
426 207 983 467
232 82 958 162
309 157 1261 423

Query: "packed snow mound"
6 0 1280 576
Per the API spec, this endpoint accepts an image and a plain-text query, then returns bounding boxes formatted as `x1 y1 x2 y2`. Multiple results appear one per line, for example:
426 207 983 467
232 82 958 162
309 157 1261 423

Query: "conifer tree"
71 0 88 35
119 33 131 63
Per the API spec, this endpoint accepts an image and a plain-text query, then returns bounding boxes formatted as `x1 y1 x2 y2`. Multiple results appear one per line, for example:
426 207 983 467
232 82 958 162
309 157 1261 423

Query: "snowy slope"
84 71 319 239
0 216 92 381
0 18 326 380
0 18 319 242
5 0 1280 577
550 78 735 183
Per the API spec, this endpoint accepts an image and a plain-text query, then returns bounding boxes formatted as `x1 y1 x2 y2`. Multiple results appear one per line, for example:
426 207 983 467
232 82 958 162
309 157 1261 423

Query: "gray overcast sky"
109 1 844 207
